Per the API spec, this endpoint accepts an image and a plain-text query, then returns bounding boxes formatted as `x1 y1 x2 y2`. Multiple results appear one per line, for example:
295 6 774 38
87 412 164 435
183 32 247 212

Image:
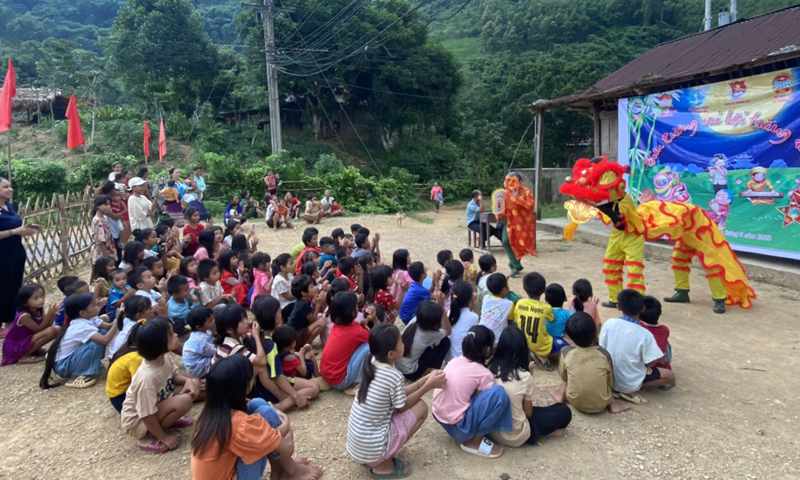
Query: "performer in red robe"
498 173 536 276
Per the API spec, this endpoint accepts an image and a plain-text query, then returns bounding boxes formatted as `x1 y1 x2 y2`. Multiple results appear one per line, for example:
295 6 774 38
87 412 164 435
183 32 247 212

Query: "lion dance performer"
497 172 537 276
559 157 755 314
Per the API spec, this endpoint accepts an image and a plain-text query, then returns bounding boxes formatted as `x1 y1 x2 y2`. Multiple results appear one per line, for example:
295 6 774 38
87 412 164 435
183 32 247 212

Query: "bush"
11 158 70 202
312 154 344 177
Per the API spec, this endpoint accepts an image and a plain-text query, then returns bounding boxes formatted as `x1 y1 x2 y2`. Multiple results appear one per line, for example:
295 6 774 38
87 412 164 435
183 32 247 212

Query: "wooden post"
82 145 94 188
57 194 69 272
593 108 601 158
6 129 10 180
533 111 544 221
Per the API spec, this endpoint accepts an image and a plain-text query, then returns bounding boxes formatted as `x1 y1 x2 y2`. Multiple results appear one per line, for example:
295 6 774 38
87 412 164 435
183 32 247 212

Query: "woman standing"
0 178 41 338
183 173 211 222
431 181 443 214
127 177 154 231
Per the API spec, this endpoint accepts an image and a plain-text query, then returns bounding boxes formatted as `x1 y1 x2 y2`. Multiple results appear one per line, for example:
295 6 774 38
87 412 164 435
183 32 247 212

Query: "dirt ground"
1 204 799 480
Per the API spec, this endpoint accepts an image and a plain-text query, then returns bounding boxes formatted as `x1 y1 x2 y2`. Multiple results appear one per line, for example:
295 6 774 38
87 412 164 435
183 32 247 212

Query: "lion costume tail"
638 201 756 308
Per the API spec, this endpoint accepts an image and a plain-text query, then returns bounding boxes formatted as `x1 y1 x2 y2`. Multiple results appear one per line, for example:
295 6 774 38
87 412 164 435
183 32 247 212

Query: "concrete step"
538 218 800 290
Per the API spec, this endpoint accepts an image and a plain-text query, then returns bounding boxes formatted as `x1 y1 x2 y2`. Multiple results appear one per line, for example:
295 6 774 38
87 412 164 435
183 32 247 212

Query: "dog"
396 211 405 227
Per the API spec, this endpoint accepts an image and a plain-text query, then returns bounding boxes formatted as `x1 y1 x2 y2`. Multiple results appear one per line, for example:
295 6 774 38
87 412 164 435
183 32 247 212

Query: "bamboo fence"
18 189 94 285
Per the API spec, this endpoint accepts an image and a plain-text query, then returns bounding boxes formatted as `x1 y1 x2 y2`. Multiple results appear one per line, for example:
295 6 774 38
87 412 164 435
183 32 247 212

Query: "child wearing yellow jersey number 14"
513 272 555 371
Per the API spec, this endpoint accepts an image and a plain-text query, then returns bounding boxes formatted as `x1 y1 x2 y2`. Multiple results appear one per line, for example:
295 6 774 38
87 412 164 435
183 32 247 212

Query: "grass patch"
406 212 434 224
541 202 567 219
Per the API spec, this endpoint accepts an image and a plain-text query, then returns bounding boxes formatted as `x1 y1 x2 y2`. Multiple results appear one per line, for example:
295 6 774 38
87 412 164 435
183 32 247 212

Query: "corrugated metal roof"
531 5 800 111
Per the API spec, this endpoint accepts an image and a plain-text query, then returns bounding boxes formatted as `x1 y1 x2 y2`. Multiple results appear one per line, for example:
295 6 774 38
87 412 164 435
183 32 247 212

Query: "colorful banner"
618 68 800 260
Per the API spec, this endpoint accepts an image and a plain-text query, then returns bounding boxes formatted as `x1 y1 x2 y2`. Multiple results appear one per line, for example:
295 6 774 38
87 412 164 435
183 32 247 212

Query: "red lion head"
559 156 628 205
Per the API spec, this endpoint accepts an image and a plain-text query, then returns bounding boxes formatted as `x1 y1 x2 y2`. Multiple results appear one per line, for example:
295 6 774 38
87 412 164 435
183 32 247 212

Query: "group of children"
0 216 679 480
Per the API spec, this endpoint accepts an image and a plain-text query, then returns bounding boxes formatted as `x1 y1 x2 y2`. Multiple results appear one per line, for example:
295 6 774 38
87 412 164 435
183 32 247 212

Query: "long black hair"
123 241 145 268
392 249 410 271
198 229 217 259
40 293 95 389
119 295 152 330
367 265 392 303
357 323 401 404
231 234 248 254
214 304 247 346
179 256 199 284
448 281 473 326
489 326 529 382
442 259 464 297
92 195 110 216
92 256 115 282
16 284 44 317
330 291 358 326
192 355 254 459
571 279 593 312
461 325 495 366
223 219 240 239
476 254 496 283
217 249 238 275
402 301 442 357
272 253 293 277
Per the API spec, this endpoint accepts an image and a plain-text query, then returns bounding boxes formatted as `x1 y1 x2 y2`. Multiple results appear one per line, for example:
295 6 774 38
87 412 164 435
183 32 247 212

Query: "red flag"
65 94 85 149
143 120 151 158
0 59 16 133
158 119 166 162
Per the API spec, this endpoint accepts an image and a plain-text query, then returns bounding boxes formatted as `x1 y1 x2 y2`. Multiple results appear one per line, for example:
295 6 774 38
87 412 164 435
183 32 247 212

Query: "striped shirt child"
346 360 407 464
213 336 257 364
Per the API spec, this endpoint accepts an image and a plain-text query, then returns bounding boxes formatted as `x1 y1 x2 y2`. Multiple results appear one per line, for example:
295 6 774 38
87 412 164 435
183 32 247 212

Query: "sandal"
619 392 648 404
169 416 194 429
460 437 502 459
531 355 553 372
369 459 411 479
138 440 171 454
65 376 96 389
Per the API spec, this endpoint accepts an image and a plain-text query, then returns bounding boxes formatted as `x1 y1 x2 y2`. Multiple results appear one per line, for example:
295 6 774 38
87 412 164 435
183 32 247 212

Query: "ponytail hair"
357 324 400 404
272 253 292 277
110 321 144 365
448 281 473 326
40 293 95 389
119 295 152 330
572 279 593 313
461 325 494 365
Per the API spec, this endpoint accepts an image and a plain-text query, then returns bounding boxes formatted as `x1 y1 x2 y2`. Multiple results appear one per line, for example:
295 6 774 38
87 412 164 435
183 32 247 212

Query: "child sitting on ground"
489 326 572 447
167 275 198 334
320 291 375 393
459 248 478 280
40 293 119 390
545 283 570 354
367 265 409 325
250 252 272 301
295 229 321 275
273 324 320 380
107 268 134 322
639 296 674 389
431 325 510 459
129 266 166 305
435 250 452 290
218 250 248 306
568 279 601 328
550 312 629 414
179 257 200 290
396 297 452 381
447 281 479 361
249 295 320 410
479 273 514 346
108 296 154 360
599 289 676 404
347 324 446 478
197 259 233 310
191 355 324 480
514 272 555 370
54 276 83 327
182 307 216 378
106 322 145 413
336 256 362 293
318 237 338 283
120 318 201 454
270 253 296 319
2 285 59 366
286 275 328 348
398 261 439 324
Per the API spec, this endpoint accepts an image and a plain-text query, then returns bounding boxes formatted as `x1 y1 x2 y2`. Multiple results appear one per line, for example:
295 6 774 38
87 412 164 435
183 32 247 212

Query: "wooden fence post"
57 194 69 273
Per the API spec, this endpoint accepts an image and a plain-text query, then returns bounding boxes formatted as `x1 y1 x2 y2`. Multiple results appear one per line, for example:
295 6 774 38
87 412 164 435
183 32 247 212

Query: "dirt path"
1 205 798 479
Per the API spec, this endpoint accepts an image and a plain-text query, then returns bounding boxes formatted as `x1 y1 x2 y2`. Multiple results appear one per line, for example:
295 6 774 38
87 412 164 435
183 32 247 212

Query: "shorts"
365 409 417 467
551 336 569 354
126 418 149 439
643 367 661 384
110 393 126 413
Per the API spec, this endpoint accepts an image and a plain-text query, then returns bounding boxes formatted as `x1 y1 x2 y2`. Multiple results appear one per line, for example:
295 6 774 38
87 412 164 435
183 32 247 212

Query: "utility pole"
243 0 292 154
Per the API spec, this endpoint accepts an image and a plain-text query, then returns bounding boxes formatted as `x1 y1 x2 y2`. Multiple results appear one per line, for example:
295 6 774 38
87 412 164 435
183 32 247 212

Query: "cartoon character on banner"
777 180 800 227
653 167 691 203
704 189 733 229
741 166 783 205
560 156 755 314
707 154 729 193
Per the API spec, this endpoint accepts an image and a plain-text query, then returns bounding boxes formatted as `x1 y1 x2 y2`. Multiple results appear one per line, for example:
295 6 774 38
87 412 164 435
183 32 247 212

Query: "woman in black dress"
0 178 41 338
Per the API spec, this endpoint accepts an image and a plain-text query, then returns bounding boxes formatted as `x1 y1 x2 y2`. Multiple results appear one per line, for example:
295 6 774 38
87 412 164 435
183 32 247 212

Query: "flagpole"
82 145 94 188
5 129 10 180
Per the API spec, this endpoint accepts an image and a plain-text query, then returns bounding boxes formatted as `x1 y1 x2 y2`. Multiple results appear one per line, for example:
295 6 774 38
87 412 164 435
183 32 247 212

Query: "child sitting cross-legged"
395 296 452 381
568 279 601 328
599 289 676 404
346 324 447 478
639 296 675 390
40 293 119 390
120 318 201 454
431 325 511 459
447 281 480 361
249 295 320 411
513 272 555 371
549 312 629 414
129 266 166 305
544 283 571 355
190 355 324 480
489 326 572 448
166 275 199 335
286 274 327 348
479 273 514 346
197 259 233 310
320 291 376 393
2 285 59 366
398 261 439 325
273 324 320 381
182 307 216 379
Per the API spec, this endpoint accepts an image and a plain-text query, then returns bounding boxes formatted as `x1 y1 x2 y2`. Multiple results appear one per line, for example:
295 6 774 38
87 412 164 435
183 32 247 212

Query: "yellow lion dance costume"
559 157 755 314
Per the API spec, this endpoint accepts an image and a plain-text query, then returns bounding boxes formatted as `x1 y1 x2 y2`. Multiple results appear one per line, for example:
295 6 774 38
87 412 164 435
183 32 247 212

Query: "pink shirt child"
432 356 494 425
252 269 271 300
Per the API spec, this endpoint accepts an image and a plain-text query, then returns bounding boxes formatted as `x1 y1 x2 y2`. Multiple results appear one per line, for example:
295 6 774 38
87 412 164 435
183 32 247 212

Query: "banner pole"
6 129 10 180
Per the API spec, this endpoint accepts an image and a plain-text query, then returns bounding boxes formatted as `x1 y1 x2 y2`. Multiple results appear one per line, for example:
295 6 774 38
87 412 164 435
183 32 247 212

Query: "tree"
106 0 221 113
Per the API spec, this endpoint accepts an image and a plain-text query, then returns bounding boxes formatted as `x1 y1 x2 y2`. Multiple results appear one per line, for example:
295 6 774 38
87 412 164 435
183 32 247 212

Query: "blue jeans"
331 343 370 391
54 340 106 378
438 385 513 444
235 398 282 480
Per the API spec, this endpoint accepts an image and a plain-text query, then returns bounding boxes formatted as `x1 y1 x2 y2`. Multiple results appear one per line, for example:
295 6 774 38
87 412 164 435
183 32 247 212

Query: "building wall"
598 109 619 162
514 168 573 205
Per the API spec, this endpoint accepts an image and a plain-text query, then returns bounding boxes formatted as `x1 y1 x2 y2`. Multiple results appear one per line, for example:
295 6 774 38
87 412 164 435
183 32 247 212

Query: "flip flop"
138 440 170 454
169 416 194 429
460 437 502 459
619 392 648 404
65 376 96 389
369 458 411 479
